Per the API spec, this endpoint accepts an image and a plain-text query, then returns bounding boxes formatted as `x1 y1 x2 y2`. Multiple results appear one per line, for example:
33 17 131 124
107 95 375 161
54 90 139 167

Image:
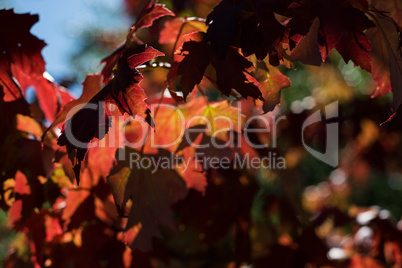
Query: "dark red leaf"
108 147 187 251
205 0 288 62
0 10 69 121
177 38 263 101
0 9 45 101
58 45 162 182
128 46 165 69
290 19 322 66
134 3 175 31
159 17 207 45
101 44 126 85
366 11 402 117
287 0 375 72
370 0 402 27
177 40 211 99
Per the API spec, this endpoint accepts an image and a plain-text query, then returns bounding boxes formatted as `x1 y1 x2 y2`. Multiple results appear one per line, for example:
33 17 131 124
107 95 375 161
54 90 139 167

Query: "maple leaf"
173 168 257 246
57 89 111 182
133 3 175 31
61 169 95 229
370 0 402 27
147 101 191 152
8 171 33 229
255 65 291 113
11 68 63 122
46 74 103 133
101 45 126 85
186 98 245 141
212 48 262 100
86 130 122 179
94 194 120 227
108 147 187 251
130 96 244 153
159 17 208 61
160 17 207 45
107 167 131 209
0 9 45 101
177 38 263 101
24 209 63 266
101 3 173 83
50 163 73 188
289 18 322 66
177 40 210 99
58 45 163 182
123 103 208 191
107 46 163 121
7 200 23 229
14 171 31 196
123 97 242 194
15 114 43 138
175 154 207 193
287 0 375 72
204 0 289 63
366 11 402 115
0 10 73 122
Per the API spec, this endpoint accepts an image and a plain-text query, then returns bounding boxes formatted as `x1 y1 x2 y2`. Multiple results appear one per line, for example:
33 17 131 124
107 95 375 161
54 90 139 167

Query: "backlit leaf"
366 11 402 114
287 0 375 72
109 147 187 251
177 38 263 101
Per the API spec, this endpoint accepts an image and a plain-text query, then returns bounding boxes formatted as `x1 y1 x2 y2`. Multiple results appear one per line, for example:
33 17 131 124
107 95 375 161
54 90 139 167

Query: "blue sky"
1 0 129 80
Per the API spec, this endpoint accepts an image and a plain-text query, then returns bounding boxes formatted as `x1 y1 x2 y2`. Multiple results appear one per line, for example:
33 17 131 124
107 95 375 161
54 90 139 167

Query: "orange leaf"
257 66 291 113
16 114 43 138
48 74 102 131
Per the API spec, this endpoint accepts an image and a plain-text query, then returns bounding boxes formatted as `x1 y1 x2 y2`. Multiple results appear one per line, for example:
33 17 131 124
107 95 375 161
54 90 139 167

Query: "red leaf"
177 40 211 99
159 17 208 61
175 151 207 193
0 10 68 122
61 188 91 224
58 45 163 182
287 0 375 72
204 0 288 63
8 200 23 228
134 3 175 31
257 65 291 113
177 38 262 101
107 167 131 208
128 46 165 69
94 195 120 226
100 44 126 85
112 80 151 120
0 10 45 101
160 17 207 44
109 148 187 251
16 114 43 138
14 171 31 195
123 223 142 245
100 3 170 84
366 11 402 114
47 74 103 131
289 19 322 66
370 0 402 27
87 133 120 179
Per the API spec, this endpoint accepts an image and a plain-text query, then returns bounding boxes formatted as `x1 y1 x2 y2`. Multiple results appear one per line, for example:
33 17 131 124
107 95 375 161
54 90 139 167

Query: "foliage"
1 0 402 267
